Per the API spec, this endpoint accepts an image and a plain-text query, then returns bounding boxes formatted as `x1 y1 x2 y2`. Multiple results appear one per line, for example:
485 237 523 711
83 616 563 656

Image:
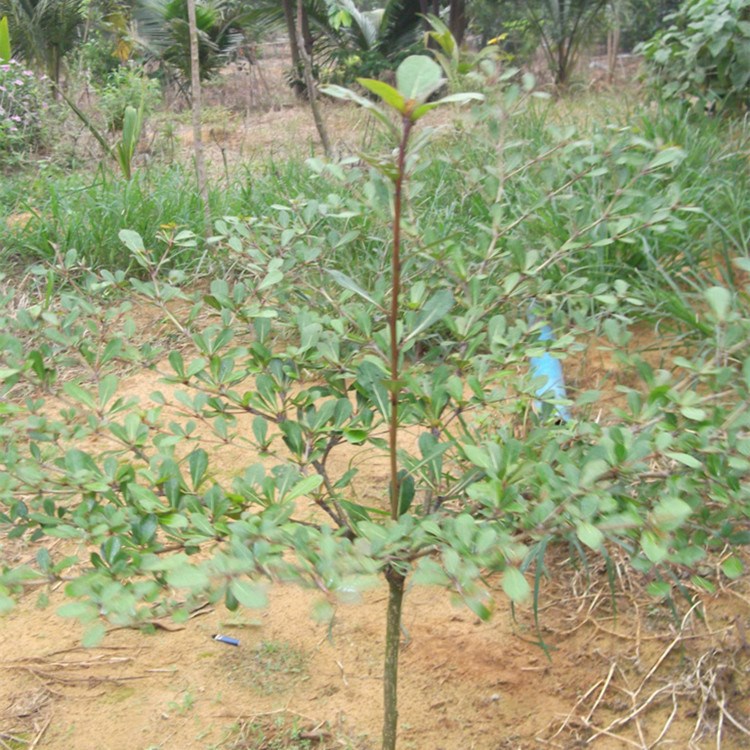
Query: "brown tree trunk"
418 0 430 30
296 0 332 157
282 0 301 71
187 0 210 234
449 0 466 46
382 568 405 750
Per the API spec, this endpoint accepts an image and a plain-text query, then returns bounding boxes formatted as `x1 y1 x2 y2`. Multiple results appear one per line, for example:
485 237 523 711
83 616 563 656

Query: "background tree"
520 0 608 85
135 0 244 87
0 0 86 87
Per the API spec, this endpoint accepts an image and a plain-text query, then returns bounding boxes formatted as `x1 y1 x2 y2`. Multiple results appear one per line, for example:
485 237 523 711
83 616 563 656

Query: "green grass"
2 96 748 321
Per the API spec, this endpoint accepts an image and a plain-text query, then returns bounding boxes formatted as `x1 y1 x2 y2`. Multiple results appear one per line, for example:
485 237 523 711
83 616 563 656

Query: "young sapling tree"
3 50 750 750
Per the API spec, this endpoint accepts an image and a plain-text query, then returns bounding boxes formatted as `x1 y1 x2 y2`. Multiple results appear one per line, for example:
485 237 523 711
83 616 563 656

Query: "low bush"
97 66 161 131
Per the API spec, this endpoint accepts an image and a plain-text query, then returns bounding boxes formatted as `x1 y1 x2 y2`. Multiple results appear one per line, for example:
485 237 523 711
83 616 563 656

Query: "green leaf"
397 472 415 516
412 92 484 120
257 267 283 291
63 381 96 409
579 459 609 488
704 286 732 322
404 289 453 343
188 449 209 489
0 17 10 63
57 601 98 621
0 593 14 615
229 579 267 609
647 146 685 170
502 566 530 603
319 84 398 137
284 474 323 502
576 522 604 551
652 497 692 531
327 269 382 308
82 622 106 648
167 565 210 591
412 558 450 586
465 595 492 621
641 531 668 564
665 451 702 469
680 406 707 421
462 444 491 471
647 580 672 599
357 78 406 113
118 229 145 254
721 556 744 580
396 55 445 104
343 427 369 444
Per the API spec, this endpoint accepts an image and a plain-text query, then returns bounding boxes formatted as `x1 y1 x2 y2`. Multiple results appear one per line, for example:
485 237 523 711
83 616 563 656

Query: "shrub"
640 0 750 110
0 58 45 165
97 66 161 131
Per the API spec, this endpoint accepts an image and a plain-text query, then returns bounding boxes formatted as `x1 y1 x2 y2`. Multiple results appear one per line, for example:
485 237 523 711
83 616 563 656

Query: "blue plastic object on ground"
529 324 572 422
212 634 240 646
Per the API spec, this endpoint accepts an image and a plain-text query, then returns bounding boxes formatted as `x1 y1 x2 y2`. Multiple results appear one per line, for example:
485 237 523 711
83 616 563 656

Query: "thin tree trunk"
282 0 303 96
187 0 210 234
382 568 405 750
296 0 332 158
381 113 414 750
607 25 620 83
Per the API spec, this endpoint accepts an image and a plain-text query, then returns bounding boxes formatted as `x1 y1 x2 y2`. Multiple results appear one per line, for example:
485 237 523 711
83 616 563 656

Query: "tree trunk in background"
449 0 466 46
282 0 302 90
607 24 620 83
187 0 210 235
419 0 430 29
296 0 332 158
301 3 314 58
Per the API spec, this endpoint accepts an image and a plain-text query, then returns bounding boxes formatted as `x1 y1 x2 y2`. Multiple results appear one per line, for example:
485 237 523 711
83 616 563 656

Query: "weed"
223 641 309 695
221 713 367 750
167 690 195 716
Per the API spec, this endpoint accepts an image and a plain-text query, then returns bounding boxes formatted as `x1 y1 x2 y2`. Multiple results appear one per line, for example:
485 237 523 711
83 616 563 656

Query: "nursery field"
3 37 750 750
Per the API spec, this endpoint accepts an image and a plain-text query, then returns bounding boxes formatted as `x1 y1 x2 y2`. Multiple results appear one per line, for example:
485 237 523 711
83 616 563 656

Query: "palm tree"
248 0 423 90
0 0 86 87
136 0 243 85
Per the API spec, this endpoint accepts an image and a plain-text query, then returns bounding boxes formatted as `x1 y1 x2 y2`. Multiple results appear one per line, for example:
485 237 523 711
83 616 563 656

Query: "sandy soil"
2 317 749 750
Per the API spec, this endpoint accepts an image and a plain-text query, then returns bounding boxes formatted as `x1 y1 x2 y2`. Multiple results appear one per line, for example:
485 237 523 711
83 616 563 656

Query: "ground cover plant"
2 9 750 750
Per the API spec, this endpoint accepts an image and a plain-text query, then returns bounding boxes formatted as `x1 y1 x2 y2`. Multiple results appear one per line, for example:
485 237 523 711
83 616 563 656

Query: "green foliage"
3 57 750 747
0 56 46 167
640 0 750 110
317 0 423 83
519 0 609 85
137 0 243 84
616 0 681 52
0 0 86 85
1 167 214 267
115 104 144 180
96 66 162 131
